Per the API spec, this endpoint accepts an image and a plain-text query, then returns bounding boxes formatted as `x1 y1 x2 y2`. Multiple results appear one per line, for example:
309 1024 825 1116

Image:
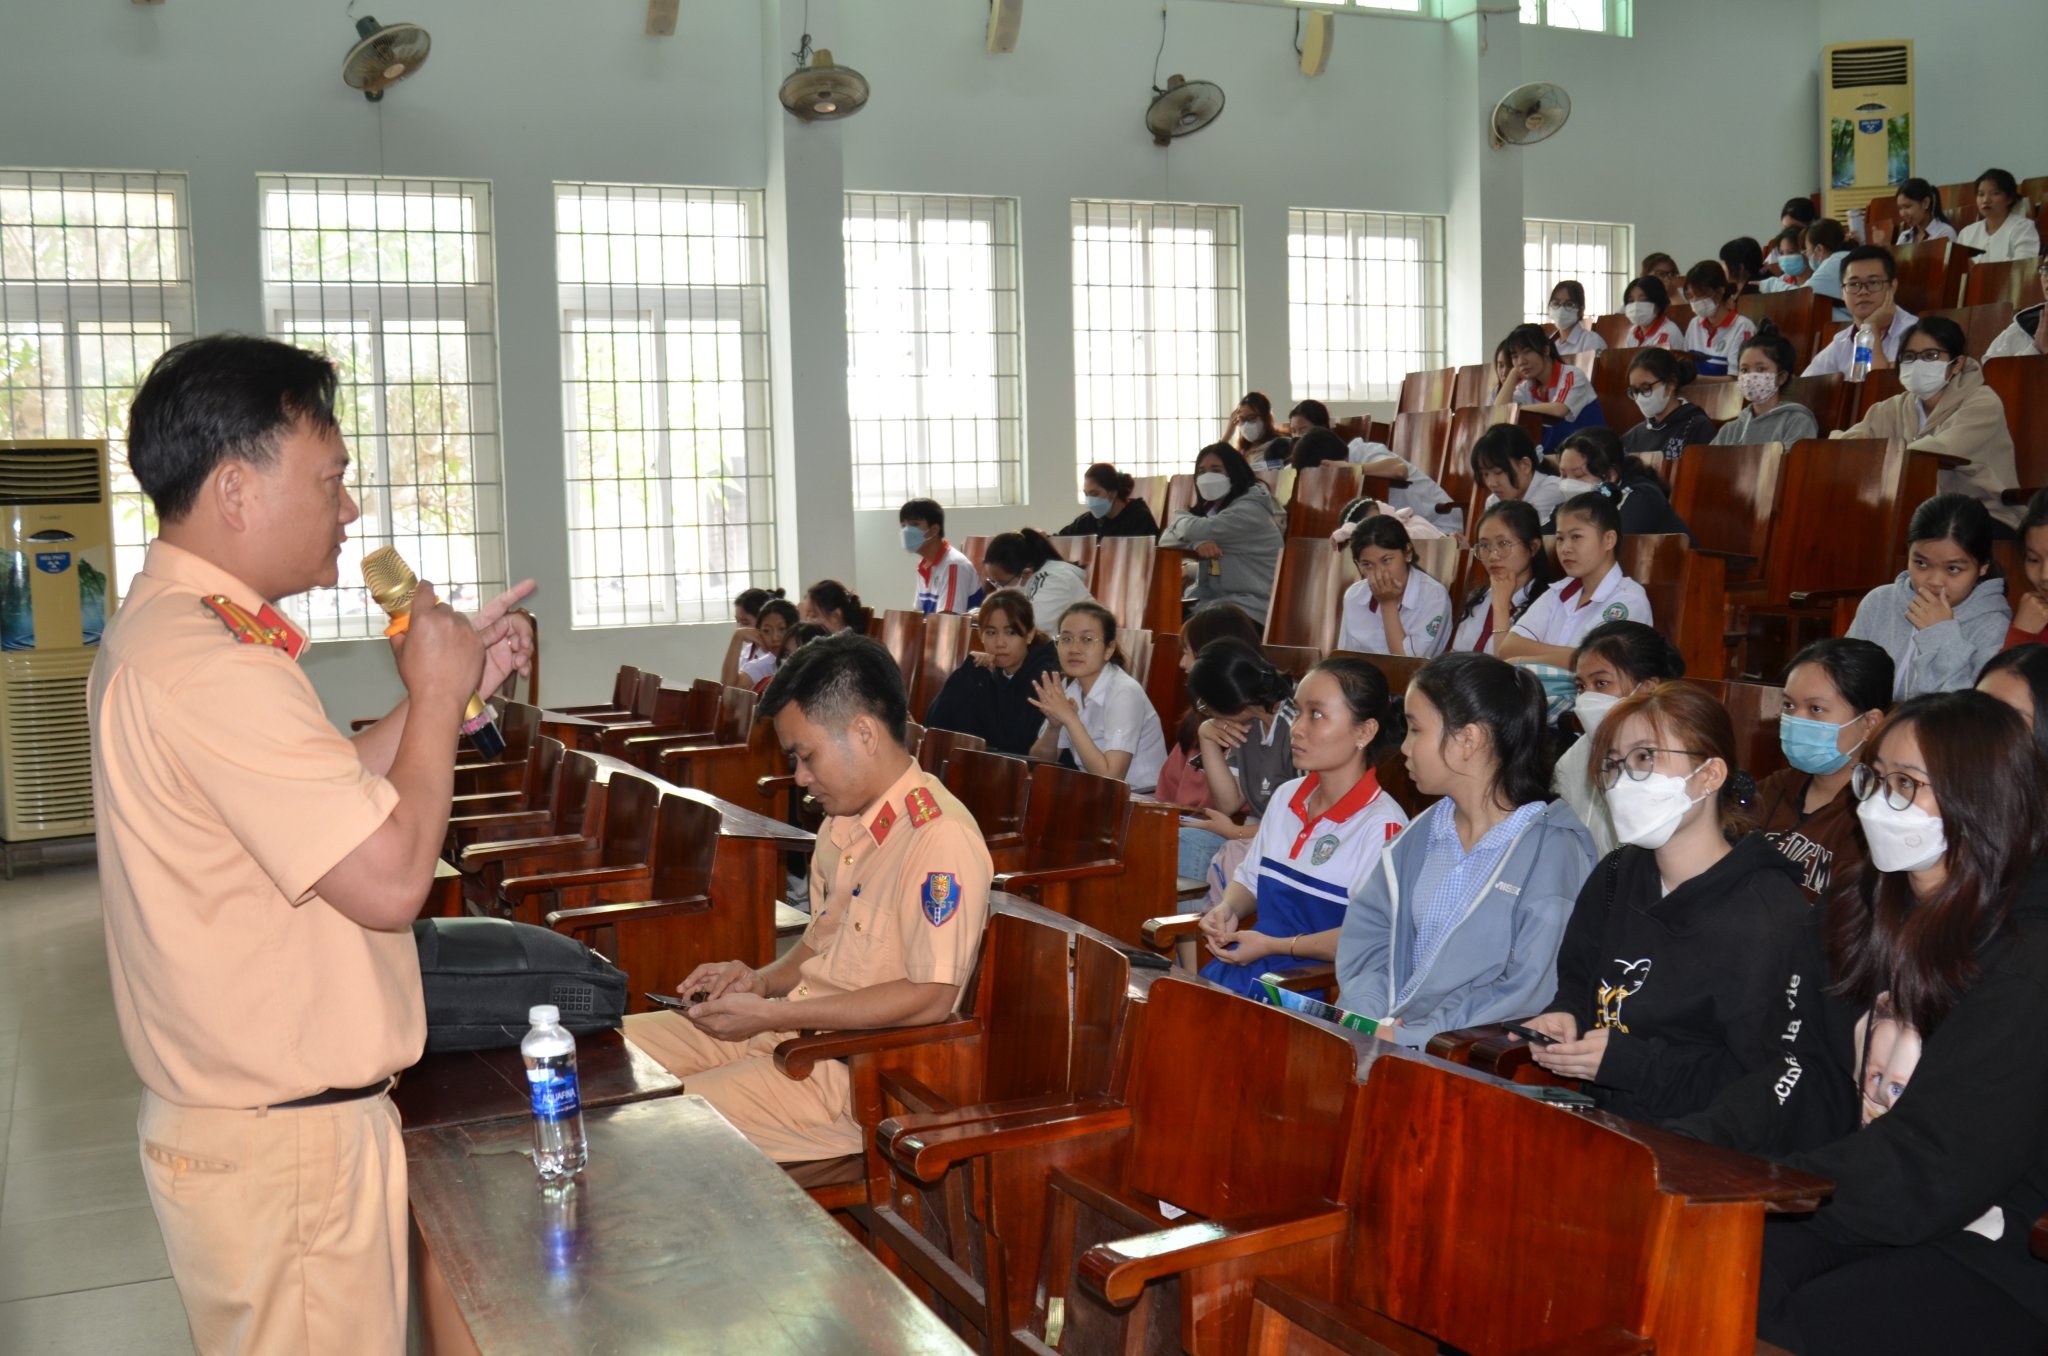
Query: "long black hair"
1572 619 1684 685
1786 637 1894 719
1457 499 1554 627
1559 426 1659 490
984 528 1059 577
1194 443 1258 512
1978 644 2048 769
1409 652 1554 809
1308 657 1405 763
1188 638 1295 717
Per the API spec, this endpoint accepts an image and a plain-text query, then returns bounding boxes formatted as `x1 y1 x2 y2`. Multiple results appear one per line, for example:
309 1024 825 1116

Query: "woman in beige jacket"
1835 316 2020 534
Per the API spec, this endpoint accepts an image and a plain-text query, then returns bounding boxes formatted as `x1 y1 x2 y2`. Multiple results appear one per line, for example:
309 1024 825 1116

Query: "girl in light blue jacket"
1847 494 2013 699
1337 653 1595 1047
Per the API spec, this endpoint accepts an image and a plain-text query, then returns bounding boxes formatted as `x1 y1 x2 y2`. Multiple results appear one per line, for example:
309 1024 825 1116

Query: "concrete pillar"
1443 2 1525 365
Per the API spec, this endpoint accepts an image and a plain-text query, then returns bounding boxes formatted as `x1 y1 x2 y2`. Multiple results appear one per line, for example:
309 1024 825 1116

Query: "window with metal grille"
0 169 194 597
258 174 505 641
1288 209 1446 404
1520 0 1629 33
1523 218 1635 324
844 193 1021 511
554 183 772 630
1072 199 1242 480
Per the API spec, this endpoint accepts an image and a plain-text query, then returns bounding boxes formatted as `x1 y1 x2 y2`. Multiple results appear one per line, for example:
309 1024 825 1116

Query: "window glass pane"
1520 0 1543 22
1545 0 1606 29
1072 200 1242 479
261 175 505 640
1523 218 1634 324
844 194 1021 511
1288 209 1445 403
0 171 193 597
555 183 772 629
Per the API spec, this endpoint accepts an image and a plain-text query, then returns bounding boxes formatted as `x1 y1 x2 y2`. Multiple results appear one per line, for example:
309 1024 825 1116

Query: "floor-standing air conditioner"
0 440 116 843
1823 40 1914 220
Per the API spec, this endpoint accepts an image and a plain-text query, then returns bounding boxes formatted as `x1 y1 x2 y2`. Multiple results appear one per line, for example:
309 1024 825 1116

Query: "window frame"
1286 207 1447 405
1523 217 1636 326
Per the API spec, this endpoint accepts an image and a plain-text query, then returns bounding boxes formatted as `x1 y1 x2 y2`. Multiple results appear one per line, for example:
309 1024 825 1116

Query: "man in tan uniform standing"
626 631 992 1163
90 335 534 1354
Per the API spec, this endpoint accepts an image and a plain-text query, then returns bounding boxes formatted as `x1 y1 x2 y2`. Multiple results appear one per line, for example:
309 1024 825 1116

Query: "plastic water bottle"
521 1005 587 1182
1847 323 1876 383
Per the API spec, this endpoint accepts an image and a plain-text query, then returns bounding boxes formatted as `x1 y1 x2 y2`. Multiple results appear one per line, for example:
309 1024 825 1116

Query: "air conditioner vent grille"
1830 45 1910 89
0 446 105 506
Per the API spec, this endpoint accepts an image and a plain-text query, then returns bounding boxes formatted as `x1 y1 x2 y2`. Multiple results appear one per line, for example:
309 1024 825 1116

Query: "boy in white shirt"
900 497 984 616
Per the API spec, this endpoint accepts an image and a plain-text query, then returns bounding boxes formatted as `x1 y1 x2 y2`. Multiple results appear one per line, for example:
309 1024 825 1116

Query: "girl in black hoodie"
1688 691 2048 1356
1519 681 1822 1128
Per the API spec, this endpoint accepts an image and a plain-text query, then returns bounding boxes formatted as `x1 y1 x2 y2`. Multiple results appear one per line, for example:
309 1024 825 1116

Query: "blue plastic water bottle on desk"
521 1004 588 1182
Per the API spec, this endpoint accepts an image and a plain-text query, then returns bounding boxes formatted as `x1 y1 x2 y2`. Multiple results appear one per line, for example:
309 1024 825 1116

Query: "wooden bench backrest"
1389 409 1452 480
945 749 1031 845
914 727 986 784
1287 463 1365 539
955 535 993 576
879 609 924 696
1690 677 1788 781
1398 367 1454 415
1926 301 2018 359
1162 473 1198 524
1678 379 1743 421
976 909 1083 1104
644 791 723 904
1782 370 1847 436
1094 536 1160 632
912 610 973 721
1962 254 2041 308
1984 354 2048 491
596 769 663 867
1592 347 1652 437
1669 440 1785 565
1761 439 1912 601
1049 534 1099 577
1734 289 1833 369
712 685 757 744
1024 763 1129 867
1892 238 1966 313
1262 536 1351 652
1450 363 1489 410
496 700 539 760
1123 977 1360 1218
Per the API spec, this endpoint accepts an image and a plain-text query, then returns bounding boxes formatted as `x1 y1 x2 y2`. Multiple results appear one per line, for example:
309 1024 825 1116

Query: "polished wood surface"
1734 289 1835 370
1449 363 1488 411
1287 463 1367 539
409 1095 972 1356
420 859 463 919
913 726 985 784
913 611 974 722
1092 536 1189 636
1891 238 1967 314
1961 255 2041 308
1591 347 1653 437
1926 301 2019 360
1781 371 1847 436
1692 677 1789 780
1984 354 2048 495
395 1028 681 1134
881 609 926 697
1396 366 1454 416
1621 532 1728 679
549 664 640 718
1678 379 1742 423
943 749 1031 873
1263 536 1351 653
1670 440 1784 581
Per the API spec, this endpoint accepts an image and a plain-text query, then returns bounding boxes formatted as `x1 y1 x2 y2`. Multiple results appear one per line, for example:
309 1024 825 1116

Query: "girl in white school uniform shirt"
1449 500 1555 656
1498 491 1653 669
1029 600 1168 793
1472 421 1571 522
1680 261 1757 377
1337 516 1453 659
1891 178 1958 247
1958 169 2042 264
1619 276 1687 351
1547 280 1608 357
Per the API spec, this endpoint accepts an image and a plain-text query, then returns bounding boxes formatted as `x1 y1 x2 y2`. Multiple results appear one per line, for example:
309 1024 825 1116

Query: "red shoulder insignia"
870 799 897 846
201 596 304 660
906 787 943 829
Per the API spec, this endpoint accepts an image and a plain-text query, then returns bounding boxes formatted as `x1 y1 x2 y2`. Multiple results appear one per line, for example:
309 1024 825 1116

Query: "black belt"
269 1079 392 1110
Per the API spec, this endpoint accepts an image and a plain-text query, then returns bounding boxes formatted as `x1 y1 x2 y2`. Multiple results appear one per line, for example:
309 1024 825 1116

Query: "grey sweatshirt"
1158 484 1285 625
1847 572 2013 699
1710 400 1820 447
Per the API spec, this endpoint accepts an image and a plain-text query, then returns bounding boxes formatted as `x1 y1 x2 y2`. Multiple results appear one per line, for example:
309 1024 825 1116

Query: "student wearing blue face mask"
1752 638 1894 900
900 497 985 615
1056 462 1161 540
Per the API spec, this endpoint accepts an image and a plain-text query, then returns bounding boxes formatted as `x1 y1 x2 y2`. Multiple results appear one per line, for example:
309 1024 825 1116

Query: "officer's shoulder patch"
906 786 944 828
921 872 960 926
200 596 304 659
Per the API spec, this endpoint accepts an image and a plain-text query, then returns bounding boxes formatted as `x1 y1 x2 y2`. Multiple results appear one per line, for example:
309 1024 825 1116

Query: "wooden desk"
394 1029 681 1135
410 1095 973 1355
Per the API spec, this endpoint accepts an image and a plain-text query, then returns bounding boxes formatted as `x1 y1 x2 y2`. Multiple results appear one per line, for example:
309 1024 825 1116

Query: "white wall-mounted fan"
1147 74 1224 147
1491 82 1571 149
341 15 431 103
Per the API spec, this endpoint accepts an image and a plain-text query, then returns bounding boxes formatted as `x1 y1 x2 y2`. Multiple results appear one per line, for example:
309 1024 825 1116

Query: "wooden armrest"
992 858 1123 890
448 809 550 830
1597 1117 1833 1209
501 864 649 908
1139 912 1205 950
756 773 799 797
450 790 523 809
1786 587 1868 607
878 1095 1131 1181
1272 963 1336 994
772 1017 980 1080
1248 1279 1436 1356
545 895 712 930
457 834 588 869
607 724 713 755
1916 451 1967 470
2003 486 2046 507
1078 1206 1348 1306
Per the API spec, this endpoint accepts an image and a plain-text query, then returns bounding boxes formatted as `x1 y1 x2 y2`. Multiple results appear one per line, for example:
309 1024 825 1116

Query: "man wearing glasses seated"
1802 245 1918 377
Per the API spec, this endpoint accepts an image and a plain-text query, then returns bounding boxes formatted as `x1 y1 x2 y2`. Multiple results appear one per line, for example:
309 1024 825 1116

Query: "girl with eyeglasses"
1517 682 1814 1130
1618 348 1719 464
1837 316 2021 536
1028 601 1168 792
1336 652 1595 1046
1752 638 1894 899
1550 620 1686 859
1449 499 1554 655
1847 493 2014 698
1705 691 2048 1356
1546 279 1607 356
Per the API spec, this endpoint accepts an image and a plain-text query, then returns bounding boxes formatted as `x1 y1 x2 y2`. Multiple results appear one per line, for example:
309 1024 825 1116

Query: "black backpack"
411 917 628 1052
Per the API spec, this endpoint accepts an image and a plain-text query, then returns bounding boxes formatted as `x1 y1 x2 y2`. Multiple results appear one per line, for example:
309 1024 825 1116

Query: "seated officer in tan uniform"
91 335 534 1355
627 631 993 1163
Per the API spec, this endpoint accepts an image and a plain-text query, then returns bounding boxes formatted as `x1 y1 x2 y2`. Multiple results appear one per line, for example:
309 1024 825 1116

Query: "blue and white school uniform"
1553 323 1608 356
1509 562 1653 652
1200 771 1408 998
1449 578 1539 655
1624 316 1686 351
1512 361 1605 452
1338 567 1453 658
1682 309 1757 377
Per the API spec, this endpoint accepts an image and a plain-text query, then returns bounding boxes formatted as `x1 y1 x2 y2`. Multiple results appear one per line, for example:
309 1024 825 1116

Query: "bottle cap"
529 1004 559 1026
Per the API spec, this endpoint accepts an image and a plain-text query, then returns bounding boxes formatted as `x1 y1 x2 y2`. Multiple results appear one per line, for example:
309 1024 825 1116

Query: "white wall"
1 0 2039 723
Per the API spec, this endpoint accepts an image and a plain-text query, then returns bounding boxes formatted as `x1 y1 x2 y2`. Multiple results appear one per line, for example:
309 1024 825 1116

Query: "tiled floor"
0 864 196 1355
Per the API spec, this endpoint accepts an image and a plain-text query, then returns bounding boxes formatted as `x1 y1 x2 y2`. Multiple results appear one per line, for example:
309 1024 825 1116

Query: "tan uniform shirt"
792 761 992 1006
90 540 423 1109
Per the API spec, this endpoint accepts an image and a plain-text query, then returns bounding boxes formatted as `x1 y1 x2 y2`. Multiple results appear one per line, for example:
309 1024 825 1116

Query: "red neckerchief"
916 541 952 585
1285 770 1385 859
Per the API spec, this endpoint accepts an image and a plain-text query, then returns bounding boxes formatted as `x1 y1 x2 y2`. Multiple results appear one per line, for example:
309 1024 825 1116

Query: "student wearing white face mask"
1619 276 1686 351
1712 331 1820 447
1680 260 1758 377
1549 621 1686 858
1836 317 2021 536
1158 443 1285 624
1686 693 2048 1356
1553 428 1691 542
1617 348 1718 463
1517 683 1819 1133
1546 280 1607 356
1226 391 1291 470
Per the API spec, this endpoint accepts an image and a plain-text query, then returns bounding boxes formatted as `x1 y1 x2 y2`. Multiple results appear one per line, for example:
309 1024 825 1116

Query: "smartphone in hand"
1503 1022 1558 1046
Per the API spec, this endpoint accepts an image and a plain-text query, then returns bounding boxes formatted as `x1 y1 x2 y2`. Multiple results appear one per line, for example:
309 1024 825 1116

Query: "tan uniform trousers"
138 1089 407 1356
623 1010 857 1163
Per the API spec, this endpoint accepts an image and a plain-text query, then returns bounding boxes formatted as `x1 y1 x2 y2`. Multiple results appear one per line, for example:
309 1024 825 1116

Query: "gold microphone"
361 547 505 758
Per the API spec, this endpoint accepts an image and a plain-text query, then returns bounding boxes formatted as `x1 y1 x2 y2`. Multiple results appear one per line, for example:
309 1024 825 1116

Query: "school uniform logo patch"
1310 834 1340 866
1425 616 1444 637
1601 602 1629 621
922 872 960 926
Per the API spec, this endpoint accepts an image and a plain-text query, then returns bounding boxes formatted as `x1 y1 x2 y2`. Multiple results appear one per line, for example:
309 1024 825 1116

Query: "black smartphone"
644 991 692 1011
1503 1022 1558 1046
1525 1085 1597 1110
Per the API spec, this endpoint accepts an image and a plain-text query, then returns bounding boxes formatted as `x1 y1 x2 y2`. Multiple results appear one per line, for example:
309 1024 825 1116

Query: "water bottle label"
527 1067 581 1121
